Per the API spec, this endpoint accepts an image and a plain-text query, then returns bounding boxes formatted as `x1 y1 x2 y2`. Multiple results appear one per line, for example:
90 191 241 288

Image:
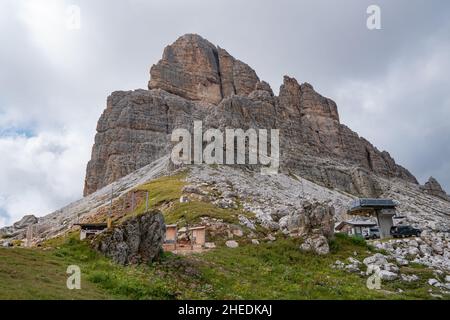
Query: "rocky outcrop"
206 75 415 196
298 202 335 239
84 33 419 197
421 177 449 201
148 34 259 105
372 231 450 287
280 201 335 239
0 214 38 239
13 214 38 229
286 202 335 255
275 76 417 187
93 210 165 265
333 231 450 294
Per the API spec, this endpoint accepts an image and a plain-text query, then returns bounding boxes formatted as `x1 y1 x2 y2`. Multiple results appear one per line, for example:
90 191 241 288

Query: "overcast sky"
0 0 449 227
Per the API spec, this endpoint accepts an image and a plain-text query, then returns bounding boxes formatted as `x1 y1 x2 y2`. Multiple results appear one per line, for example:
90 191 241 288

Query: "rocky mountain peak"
84 34 418 197
278 75 339 122
279 75 300 96
148 33 259 104
421 177 449 201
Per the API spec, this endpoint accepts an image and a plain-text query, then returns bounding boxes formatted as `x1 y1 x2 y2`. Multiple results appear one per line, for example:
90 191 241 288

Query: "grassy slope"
1 173 445 300
195 235 439 300
0 245 110 299
127 171 253 226
0 234 443 300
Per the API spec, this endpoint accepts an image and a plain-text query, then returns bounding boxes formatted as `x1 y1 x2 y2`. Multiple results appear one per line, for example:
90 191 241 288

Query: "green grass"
131 172 187 215
49 235 182 299
0 244 110 299
0 232 445 300
123 170 253 228
195 234 391 300
0 234 182 300
330 233 373 252
164 201 251 226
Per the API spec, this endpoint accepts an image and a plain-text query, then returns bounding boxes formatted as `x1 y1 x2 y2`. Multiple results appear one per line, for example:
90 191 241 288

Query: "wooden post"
145 191 149 211
26 225 33 247
108 185 113 229
131 192 135 212
175 225 178 251
109 185 113 216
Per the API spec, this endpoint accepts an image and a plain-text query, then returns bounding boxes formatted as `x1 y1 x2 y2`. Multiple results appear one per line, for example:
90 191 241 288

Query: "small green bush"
335 233 367 247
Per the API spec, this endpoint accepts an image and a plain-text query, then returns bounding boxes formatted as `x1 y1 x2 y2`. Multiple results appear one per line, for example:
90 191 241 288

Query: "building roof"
350 198 397 210
189 226 206 230
335 220 377 230
348 198 398 216
74 223 107 230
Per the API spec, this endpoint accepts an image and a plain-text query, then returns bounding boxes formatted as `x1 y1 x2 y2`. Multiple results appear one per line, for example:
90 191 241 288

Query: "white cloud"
0 129 90 226
15 0 84 69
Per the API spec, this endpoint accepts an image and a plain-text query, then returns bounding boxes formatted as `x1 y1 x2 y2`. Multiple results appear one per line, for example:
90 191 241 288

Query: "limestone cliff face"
148 34 259 105
205 75 417 196
84 34 418 197
84 89 202 195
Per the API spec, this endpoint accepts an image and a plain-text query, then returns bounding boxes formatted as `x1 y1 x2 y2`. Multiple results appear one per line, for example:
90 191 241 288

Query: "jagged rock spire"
421 177 449 201
148 34 259 104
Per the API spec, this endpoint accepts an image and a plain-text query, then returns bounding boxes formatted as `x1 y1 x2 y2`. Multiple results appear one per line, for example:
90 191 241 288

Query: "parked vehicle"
390 225 421 238
364 227 380 239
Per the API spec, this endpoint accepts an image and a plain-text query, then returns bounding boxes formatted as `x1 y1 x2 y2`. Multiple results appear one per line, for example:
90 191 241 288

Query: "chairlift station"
348 198 398 239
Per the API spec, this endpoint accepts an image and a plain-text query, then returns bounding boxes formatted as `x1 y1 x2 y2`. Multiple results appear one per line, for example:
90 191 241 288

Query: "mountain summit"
149 34 259 104
84 34 419 197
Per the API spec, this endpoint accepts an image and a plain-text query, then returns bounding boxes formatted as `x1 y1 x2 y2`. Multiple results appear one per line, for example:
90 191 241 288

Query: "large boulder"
13 215 38 230
296 202 335 255
297 201 335 239
363 253 388 266
377 270 398 281
300 234 330 255
225 240 239 248
94 210 165 265
0 226 14 238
